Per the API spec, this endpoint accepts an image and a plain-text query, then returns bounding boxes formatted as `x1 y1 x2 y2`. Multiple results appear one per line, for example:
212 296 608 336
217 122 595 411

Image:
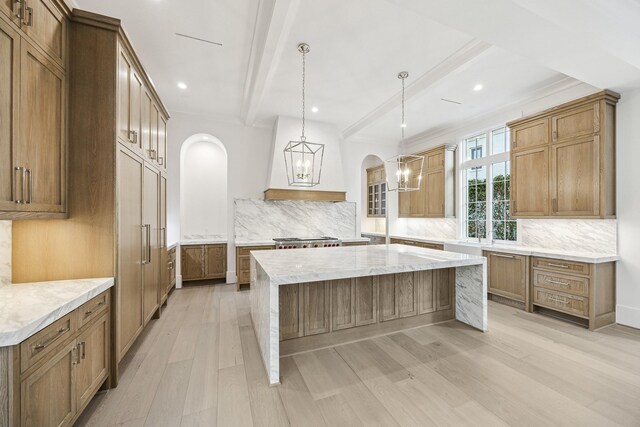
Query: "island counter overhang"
249 244 487 385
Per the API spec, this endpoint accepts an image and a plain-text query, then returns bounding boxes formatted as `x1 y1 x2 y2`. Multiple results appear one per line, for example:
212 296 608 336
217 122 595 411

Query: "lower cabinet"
278 269 454 341
6 290 111 427
167 246 176 294
181 244 227 283
235 245 275 290
485 251 531 311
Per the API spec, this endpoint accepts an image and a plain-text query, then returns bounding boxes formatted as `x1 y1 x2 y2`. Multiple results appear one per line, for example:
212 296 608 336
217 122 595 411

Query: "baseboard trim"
226 271 236 284
616 304 640 329
176 274 183 289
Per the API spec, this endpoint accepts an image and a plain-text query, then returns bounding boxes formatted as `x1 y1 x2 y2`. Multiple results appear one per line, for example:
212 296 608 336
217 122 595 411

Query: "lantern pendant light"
385 71 424 193
283 43 324 187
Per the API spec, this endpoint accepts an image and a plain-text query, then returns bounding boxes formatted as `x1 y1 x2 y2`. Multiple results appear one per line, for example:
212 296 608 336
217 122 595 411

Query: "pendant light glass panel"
385 154 424 192
284 140 324 187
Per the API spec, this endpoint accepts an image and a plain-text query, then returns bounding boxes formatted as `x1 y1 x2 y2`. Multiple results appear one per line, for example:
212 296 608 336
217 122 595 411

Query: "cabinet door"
367 185 374 216
158 115 167 169
373 184 380 216
149 103 158 161
409 161 425 217
487 252 527 302
550 137 599 217
380 182 386 216
141 91 151 158
511 146 549 217
331 278 356 331
21 0 66 68
425 149 444 170
416 270 435 314
117 147 144 360
21 340 76 427
17 40 65 212
398 190 410 217
303 282 330 336
130 71 143 152
142 165 159 324
355 276 377 326
551 103 598 143
160 175 168 299
0 19 19 212
397 272 417 318
511 118 549 151
76 314 109 410
181 245 204 281
279 284 302 340
204 244 226 278
425 169 444 217
435 269 453 311
378 274 398 322
117 46 132 145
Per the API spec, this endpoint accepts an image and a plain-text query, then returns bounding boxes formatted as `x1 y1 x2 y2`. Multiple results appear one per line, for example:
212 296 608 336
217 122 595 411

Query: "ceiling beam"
342 39 491 140
241 0 300 126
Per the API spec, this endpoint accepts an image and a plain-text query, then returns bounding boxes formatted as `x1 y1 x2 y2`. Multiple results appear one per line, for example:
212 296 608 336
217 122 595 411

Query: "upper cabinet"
508 91 619 219
398 145 456 218
0 0 68 219
366 165 386 218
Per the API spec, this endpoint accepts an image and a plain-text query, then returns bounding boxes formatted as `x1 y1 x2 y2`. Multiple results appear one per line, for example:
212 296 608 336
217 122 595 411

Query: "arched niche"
361 154 385 232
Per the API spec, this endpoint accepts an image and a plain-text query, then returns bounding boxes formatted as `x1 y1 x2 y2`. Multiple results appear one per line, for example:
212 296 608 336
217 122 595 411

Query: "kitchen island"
250 244 487 385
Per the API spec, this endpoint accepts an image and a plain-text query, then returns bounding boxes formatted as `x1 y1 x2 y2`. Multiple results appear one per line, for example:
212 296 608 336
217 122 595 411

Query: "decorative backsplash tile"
0 221 11 286
519 219 617 254
400 218 457 239
235 199 356 240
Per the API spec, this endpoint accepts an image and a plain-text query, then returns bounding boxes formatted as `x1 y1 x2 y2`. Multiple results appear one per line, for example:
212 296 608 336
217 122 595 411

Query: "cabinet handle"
548 296 569 305
148 149 157 160
141 225 149 264
72 345 78 366
547 263 569 269
546 279 569 287
146 224 151 263
14 166 25 203
158 156 164 165
33 326 69 352
552 130 558 141
25 168 32 204
80 341 86 360
493 254 516 259
129 130 138 144
23 3 32 26
552 198 558 212
84 300 106 317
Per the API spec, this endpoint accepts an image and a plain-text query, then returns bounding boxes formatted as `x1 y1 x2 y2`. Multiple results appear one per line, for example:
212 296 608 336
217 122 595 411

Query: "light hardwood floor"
76 284 640 427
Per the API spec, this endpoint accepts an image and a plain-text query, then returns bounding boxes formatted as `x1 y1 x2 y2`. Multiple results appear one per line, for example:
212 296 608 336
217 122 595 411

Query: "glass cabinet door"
380 183 386 216
374 184 380 216
368 185 374 216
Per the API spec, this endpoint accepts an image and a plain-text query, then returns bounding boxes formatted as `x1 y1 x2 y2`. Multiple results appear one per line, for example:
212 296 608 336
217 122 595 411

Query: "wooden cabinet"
389 238 444 250
0 290 111 427
236 245 275 289
279 284 303 340
532 257 615 330
167 246 176 294
1 0 18 22
398 145 456 218
159 175 168 304
303 281 331 335
11 11 171 386
508 91 618 218
331 279 356 331
181 244 227 282
485 251 530 311
0 7 67 219
355 276 377 326
366 165 386 217
511 146 549 217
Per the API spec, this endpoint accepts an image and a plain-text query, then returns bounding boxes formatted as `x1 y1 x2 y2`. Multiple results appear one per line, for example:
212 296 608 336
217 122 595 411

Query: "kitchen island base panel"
455 264 487 332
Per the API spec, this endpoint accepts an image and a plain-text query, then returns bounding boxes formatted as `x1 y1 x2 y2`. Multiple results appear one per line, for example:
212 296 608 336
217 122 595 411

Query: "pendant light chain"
401 75 405 142
301 44 307 141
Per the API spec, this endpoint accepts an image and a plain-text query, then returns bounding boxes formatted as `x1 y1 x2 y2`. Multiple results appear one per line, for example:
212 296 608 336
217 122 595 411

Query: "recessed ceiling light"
177 82 187 90
311 106 319 113
473 84 483 91
400 123 407 128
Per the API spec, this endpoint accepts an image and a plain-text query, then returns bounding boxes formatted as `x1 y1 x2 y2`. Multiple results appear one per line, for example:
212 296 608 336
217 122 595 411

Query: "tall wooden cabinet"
398 145 456 218
11 10 170 385
0 0 68 219
366 164 386 217
508 91 619 218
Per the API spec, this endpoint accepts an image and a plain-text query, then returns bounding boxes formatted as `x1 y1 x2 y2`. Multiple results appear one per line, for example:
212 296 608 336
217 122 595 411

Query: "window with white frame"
461 126 516 241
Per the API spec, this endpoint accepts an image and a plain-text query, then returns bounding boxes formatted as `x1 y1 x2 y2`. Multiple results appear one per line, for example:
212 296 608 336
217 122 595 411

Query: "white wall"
180 138 227 239
615 88 640 329
267 116 346 191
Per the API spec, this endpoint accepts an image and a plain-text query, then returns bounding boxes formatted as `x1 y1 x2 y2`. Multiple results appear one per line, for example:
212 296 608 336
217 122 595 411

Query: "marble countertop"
0 278 114 347
361 232 618 263
251 244 485 286
235 236 370 247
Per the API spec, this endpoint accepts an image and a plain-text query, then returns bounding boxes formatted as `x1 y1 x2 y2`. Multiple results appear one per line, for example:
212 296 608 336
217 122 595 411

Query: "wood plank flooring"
76 284 640 426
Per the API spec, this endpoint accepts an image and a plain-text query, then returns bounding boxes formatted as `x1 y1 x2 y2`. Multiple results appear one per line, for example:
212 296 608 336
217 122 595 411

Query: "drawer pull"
546 279 570 287
33 326 69 351
84 301 106 317
494 254 516 259
547 263 569 269
547 296 569 305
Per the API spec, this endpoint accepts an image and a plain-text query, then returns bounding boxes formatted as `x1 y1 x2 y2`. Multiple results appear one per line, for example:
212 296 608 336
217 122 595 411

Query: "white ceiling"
74 0 640 144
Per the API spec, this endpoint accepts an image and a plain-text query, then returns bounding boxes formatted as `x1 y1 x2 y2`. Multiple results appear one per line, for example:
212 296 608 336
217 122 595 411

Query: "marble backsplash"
235 199 356 240
399 218 457 239
0 221 10 286
519 219 617 254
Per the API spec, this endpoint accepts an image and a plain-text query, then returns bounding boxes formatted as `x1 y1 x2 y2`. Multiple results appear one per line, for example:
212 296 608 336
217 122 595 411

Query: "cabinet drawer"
237 245 274 256
77 291 110 329
533 287 588 318
21 312 75 373
532 257 590 276
532 269 589 297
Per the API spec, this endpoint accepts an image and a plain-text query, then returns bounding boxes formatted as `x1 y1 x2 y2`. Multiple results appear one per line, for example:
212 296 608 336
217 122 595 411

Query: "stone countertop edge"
360 232 618 264
235 237 370 247
180 238 228 245
0 278 114 347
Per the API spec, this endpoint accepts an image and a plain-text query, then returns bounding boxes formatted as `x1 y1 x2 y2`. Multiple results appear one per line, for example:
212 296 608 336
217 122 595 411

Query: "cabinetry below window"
484 251 531 311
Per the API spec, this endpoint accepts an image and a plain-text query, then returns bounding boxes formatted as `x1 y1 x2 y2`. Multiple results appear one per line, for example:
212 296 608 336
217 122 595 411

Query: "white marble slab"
251 244 486 286
0 221 10 287
249 245 487 385
235 237 370 248
0 278 114 346
235 199 357 241
401 217 457 240
519 219 616 254
181 238 228 245
361 231 449 245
